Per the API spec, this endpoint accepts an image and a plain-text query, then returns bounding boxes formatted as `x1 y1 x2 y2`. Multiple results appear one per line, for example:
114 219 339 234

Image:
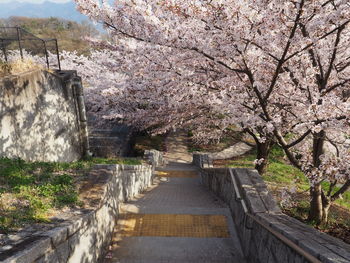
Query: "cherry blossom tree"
70 0 350 224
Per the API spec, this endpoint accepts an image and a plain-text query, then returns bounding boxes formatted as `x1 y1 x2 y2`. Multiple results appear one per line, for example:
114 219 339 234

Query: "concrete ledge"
1 162 155 263
194 154 350 263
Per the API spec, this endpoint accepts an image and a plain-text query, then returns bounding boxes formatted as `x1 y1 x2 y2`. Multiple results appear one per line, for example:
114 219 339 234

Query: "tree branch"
273 129 302 169
324 78 350 94
103 22 248 76
326 180 337 197
285 19 350 62
323 26 344 91
331 180 350 201
264 0 305 101
286 129 312 148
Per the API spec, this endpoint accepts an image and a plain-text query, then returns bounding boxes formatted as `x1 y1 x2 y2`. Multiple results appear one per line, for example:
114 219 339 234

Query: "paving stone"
106 156 246 262
107 237 244 263
118 214 230 238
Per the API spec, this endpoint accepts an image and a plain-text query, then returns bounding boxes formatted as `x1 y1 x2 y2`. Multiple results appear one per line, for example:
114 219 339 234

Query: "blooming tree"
71 0 350 224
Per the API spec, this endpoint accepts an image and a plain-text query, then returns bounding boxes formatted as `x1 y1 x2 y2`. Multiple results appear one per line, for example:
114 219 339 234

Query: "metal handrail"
228 168 322 263
0 26 61 70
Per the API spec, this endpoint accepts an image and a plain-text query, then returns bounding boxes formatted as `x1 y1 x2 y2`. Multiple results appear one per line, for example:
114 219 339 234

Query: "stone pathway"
208 142 252 160
103 133 246 263
163 131 193 163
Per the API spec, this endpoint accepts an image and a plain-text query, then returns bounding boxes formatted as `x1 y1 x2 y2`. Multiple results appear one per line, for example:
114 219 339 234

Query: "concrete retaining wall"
193 154 350 263
1 163 154 263
0 69 89 162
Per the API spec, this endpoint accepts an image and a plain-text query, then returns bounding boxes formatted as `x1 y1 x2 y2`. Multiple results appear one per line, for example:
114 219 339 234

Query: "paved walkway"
104 133 246 263
208 142 252 160
163 131 193 163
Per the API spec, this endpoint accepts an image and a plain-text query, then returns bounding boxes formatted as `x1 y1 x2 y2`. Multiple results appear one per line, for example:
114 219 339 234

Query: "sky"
0 0 71 3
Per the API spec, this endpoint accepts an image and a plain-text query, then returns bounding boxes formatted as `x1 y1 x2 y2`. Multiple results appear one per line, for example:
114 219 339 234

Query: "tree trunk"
308 131 326 225
308 183 323 225
322 200 331 225
255 139 273 175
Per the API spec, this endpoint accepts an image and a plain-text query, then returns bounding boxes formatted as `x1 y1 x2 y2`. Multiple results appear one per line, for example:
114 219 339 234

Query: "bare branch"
264 0 305 101
286 129 312 148
331 180 350 201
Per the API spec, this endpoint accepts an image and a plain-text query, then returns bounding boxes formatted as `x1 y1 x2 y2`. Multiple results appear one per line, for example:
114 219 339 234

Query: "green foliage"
86 157 141 166
0 157 141 232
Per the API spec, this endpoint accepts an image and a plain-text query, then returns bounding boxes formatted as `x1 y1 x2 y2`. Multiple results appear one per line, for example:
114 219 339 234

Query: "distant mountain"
0 1 87 22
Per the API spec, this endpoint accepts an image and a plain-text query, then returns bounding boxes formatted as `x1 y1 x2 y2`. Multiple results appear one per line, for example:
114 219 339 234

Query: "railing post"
55 39 61 71
43 40 50 69
1 39 7 62
16 27 23 59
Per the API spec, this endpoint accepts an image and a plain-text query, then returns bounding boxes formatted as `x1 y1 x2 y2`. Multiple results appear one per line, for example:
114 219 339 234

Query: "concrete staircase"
88 125 132 158
104 162 246 263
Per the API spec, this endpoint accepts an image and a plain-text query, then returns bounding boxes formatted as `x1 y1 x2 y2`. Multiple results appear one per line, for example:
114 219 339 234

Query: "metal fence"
0 27 61 70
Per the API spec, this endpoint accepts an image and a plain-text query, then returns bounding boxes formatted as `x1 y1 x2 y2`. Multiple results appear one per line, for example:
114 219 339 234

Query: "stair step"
117 213 230 238
106 237 244 263
89 138 122 147
89 126 130 137
155 170 198 178
89 146 123 157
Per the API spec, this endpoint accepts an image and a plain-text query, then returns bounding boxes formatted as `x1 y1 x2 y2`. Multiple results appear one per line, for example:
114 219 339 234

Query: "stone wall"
1 163 154 263
192 153 213 168
193 154 350 263
0 69 89 162
144 149 165 167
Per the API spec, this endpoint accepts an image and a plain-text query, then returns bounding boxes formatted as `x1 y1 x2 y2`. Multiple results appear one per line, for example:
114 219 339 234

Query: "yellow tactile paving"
118 214 230 238
155 171 198 178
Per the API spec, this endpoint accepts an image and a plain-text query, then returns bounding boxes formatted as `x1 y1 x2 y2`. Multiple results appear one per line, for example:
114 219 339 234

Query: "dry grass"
0 58 42 77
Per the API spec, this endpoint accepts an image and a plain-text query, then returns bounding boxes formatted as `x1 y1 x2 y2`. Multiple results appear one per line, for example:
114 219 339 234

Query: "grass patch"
0 58 42 77
86 157 141 166
226 146 307 187
0 157 141 233
321 181 350 210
